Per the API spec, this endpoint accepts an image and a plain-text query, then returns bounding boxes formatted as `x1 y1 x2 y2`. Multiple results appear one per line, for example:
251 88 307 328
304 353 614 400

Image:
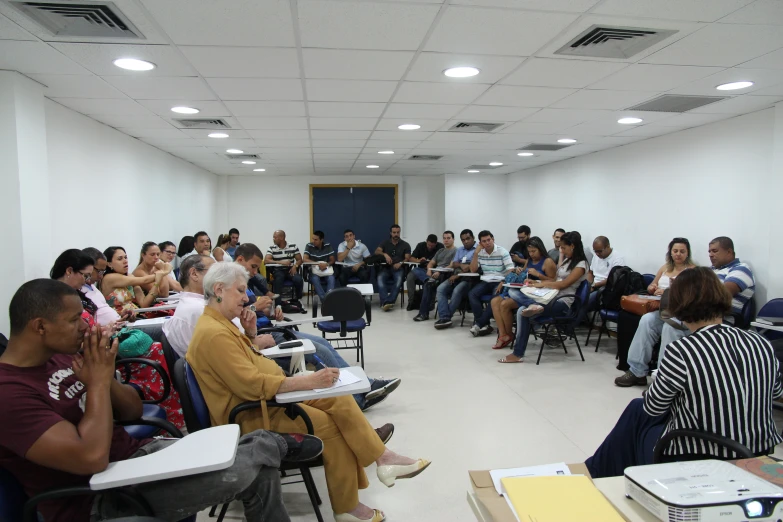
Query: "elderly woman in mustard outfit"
186 262 430 522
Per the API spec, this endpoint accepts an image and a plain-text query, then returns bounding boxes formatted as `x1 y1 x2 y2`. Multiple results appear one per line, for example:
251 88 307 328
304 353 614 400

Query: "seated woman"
175 235 195 270
133 241 178 294
101 246 172 315
586 267 782 477
158 241 183 292
186 262 430 522
213 233 233 262
647 237 695 296
498 232 587 363
50 249 98 327
489 236 557 349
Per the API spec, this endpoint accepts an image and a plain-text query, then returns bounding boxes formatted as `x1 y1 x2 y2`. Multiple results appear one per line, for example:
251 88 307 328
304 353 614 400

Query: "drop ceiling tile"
310 117 379 130
738 49 783 70
523 108 612 125
0 40 88 75
307 80 397 102
499 121 572 134
225 101 307 117
612 125 683 138
455 105 540 121
307 102 386 118
644 112 736 127
182 128 252 139
377 119 447 132
119 128 190 139
562 120 631 137
312 153 361 160
246 139 312 148
502 58 627 89
474 85 576 107
298 0 439 50
719 0 783 24
246 129 310 140
311 147 364 153
140 0 295 46
50 43 196 76
139 137 203 147
236 117 308 129
370 130 432 141
688 94 783 114
365 140 424 149
393 82 489 105
51 97 143 115
425 131 490 142
589 64 724 92
644 24 783 67
104 76 215 100
303 49 414 80
192 137 256 147
668 68 783 96
180 46 300 78
0 14 35 40
383 103 465 119
551 89 658 110
753 84 783 96
311 130 371 140
312 140 370 148
407 53 524 84
206 78 304 100
29 74 125 98
424 7 578 55
137 99 231 117
90 113 175 129
591 0 753 22
449 0 599 11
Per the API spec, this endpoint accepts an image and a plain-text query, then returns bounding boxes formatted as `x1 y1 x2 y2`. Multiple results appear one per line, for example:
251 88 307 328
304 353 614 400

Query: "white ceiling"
1 0 782 177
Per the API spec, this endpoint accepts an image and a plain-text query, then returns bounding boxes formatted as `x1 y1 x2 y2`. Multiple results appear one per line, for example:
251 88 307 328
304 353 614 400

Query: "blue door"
312 186 354 248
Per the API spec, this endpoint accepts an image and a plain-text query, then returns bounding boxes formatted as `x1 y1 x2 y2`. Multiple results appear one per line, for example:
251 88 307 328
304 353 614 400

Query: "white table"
261 339 316 375
128 317 172 328
432 267 454 273
275 366 370 403
348 283 374 296
752 321 783 333
272 315 333 327
457 272 480 277
90 425 240 490
131 304 178 314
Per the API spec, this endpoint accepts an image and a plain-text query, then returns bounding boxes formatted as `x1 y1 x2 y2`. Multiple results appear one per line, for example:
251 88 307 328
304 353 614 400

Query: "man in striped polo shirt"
264 230 304 305
468 230 514 337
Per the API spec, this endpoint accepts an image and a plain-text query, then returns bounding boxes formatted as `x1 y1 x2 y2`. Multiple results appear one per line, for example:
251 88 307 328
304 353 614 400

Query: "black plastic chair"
653 429 756 464
314 287 370 367
530 280 590 365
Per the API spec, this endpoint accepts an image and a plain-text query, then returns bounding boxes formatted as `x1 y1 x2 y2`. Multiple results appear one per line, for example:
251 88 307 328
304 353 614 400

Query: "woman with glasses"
133 241 182 293
50 249 98 327
101 246 172 316
158 241 183 292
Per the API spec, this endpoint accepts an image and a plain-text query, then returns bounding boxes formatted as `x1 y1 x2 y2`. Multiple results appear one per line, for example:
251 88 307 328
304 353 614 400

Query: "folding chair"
530 280 590 365
653 430 755 464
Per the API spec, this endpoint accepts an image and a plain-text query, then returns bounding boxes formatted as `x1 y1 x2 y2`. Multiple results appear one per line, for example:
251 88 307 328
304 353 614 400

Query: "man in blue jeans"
303 230 336 302
434 230 478 330
468 230 514 337
375 224 411 311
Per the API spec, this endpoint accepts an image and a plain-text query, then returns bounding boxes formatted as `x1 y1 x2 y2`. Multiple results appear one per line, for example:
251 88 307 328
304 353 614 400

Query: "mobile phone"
278 340 303 349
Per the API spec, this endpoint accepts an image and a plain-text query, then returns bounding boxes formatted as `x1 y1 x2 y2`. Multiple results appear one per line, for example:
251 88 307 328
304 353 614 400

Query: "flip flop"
521 305 544 317
492 337 513 350
498 355 524 363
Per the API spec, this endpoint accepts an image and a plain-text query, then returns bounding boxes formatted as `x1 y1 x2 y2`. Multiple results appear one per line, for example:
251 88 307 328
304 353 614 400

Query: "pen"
312 354 328 370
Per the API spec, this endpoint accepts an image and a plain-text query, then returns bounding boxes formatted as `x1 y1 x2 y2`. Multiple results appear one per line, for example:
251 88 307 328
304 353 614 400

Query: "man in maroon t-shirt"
0 279 318 522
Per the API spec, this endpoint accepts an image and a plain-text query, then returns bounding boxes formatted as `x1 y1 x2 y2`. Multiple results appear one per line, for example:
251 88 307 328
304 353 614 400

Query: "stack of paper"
313 370 362 393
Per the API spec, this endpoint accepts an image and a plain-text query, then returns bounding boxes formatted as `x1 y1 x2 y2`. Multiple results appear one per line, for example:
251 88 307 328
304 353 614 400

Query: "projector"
625 460 783 522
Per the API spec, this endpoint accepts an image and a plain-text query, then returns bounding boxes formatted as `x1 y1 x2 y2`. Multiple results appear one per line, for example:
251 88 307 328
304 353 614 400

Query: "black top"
509 240 529 265
377 239 412 264
411 241 444 261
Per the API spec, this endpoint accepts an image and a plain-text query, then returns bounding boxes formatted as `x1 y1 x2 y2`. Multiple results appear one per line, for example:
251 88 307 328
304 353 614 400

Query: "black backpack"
281 298 307 314
600 266 646 311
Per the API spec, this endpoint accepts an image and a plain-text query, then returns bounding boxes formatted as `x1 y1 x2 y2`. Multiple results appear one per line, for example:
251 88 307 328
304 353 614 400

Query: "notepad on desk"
313 370 362 393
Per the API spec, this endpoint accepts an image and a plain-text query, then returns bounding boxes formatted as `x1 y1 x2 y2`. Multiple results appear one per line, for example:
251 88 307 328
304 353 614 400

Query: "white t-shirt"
556 259 588 307
590 250 625 283
163 291 246 357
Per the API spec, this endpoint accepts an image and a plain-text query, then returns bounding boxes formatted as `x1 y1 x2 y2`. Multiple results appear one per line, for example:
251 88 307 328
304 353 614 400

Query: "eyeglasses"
163 250 176 255
78 271 92 280
94 269 106 275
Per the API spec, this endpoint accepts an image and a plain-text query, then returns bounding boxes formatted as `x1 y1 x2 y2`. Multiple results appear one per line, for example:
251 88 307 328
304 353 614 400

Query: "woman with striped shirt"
586 267 782 478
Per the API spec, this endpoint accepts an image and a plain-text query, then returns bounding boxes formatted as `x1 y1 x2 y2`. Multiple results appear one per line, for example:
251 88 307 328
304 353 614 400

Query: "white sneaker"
469 324 480 337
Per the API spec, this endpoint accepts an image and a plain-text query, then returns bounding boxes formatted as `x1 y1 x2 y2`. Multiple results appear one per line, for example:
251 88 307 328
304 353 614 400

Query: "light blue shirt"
337 240 371 266
452 243 477 266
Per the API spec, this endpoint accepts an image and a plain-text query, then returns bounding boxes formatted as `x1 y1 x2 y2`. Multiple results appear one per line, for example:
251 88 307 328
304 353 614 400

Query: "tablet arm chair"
653 429 755 464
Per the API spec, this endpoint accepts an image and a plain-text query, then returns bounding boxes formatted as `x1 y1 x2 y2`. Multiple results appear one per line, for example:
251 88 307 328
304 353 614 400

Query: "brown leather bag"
621 294 661 316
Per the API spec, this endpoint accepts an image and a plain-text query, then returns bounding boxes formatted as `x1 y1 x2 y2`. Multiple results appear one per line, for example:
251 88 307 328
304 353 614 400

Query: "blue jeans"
271 267 303 303
512 300 569 357
406 266 429 298
585 398 668 478
469 281 498 327
627 312 689 377
309 274 335 300
377 266 404 305
436 279 470 320
507 288 538 308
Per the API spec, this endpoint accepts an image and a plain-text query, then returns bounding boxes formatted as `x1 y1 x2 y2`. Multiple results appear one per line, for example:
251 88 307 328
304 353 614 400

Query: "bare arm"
724 281 742 296
538 266 586 290
470 251 480 273
110 379 143 421
102 273 156 296
213 248 225 262
648 265 666 294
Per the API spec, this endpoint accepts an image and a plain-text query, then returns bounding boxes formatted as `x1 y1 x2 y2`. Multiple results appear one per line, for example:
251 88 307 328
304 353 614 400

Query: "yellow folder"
500 475 625 521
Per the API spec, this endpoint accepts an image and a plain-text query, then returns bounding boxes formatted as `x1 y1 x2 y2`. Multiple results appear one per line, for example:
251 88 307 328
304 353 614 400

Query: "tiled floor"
199 304 783 522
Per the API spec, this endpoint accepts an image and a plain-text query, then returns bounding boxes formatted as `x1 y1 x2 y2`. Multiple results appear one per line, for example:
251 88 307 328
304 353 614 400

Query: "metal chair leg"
573 328 585 362
585 310 598 346
536 325 550 365
301 466 325 522
595 317 607 351
556 326 568 354
209 505 218 517
216 503 229 522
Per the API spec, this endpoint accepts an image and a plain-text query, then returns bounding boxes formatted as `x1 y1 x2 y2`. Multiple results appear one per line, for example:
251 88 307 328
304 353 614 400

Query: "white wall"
46 100 220 257
403 176 445 241
445 174 514 245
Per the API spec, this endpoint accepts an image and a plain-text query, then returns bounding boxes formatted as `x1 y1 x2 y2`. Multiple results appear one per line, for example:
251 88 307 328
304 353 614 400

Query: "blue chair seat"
317 319 366 333
599 309 620 322
123 404 167 439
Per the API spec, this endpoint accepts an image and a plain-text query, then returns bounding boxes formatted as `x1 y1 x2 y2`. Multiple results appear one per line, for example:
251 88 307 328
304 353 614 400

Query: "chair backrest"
571 280 591 317
321 287 365 321
642 273 655 287
159 332 180 376
0 467 26 522
757 298 783 340
653 429 754 464
171 359 211 433
732 297 755 330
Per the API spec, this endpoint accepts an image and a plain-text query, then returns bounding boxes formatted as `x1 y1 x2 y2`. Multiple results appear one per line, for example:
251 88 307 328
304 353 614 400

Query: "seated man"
337 229 371 286
265 230 304 305
468 230 513 337
304 230 335 302
182 230 213 260
375 224 412 311
434 229 478 330
615 236 755 387
0 279 319 522
548 228 565 263
413 231 457 322
226 227 240 257
586 236 625 313
405 234 444 311
509 225 531 268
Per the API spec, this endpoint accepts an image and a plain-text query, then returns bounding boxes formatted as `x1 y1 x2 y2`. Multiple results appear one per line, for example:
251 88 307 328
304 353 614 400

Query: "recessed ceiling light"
398 124 421 130
366 165 380 169
557 138 577 144
468 170 480 173
517 152 535 157
171 106 199 114
113 58 155 71
208 132 229 138
253 168 266 172
618 117 643 124
716 81 753 91
378 150 395 154
489 162 503 166
444 66 480 78
226 149 244 154
242 160 256 165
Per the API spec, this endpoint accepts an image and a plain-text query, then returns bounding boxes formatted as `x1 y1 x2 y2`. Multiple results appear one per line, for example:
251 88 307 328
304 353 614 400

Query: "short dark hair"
669 267 731 324
179 254 211 286
478 230 493 240
10 279 78 335
194 231 209 242
390 224 401 231
710 236 734 252
344 229 354 235
103 246 126 275
229 228 240 236
82 247 106 264
313 230 325 240
517 225 531 235
554 228 565 235
158 241 175 252
460 229 474 239
50 249 94 280
526 236 548 259
426 234 438 243
234 243 263 261
443 230 454 239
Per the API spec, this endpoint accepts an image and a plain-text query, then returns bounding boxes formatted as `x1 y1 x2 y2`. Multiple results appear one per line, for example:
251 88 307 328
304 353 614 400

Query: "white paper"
129 316 171 326
490 462 571 495
313 370 362 393
638 295 662 301
480 274 505 283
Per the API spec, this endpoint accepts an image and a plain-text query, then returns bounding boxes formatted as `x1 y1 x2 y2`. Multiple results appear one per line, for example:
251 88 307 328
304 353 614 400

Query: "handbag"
499 270 528 298
621 294 661 316
114 328 154 358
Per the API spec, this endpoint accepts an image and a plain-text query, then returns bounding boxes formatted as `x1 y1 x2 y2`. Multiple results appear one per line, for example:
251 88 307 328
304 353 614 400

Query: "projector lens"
746 500 763 517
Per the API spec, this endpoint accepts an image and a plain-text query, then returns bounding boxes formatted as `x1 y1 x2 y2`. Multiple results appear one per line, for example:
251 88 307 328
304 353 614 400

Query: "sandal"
498 355 524 363
491 336 513 350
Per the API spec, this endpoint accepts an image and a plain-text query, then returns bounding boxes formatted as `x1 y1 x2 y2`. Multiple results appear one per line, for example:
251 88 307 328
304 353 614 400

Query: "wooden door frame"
309 184 399 236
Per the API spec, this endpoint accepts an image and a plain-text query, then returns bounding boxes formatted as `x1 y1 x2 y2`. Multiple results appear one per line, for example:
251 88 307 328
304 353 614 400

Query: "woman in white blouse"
647 237 696 295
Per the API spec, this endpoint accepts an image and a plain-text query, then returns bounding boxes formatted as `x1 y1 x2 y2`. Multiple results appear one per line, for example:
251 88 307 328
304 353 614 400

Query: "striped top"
645 324 783 458
714 258 755 319
267 242 300 262
477 245 513 276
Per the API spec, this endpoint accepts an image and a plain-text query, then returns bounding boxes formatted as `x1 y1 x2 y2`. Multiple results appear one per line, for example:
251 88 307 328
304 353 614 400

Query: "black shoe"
616 363 630 372
413 314 429 322
614 371 647 387
361 393 389 411
375 423 395 444
406 302 416 311
278 433 324 463
478 324 494 337
366 377 401 400
434 319 453 330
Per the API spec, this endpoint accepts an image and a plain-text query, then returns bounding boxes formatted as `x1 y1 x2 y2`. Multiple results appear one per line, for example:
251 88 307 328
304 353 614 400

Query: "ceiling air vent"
9 1 144 38
225 154 260 160
408 155 443 161
625 95 729 113
555 25 678 59
173 118 232 129
447 122 504 133
518 143 572 151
